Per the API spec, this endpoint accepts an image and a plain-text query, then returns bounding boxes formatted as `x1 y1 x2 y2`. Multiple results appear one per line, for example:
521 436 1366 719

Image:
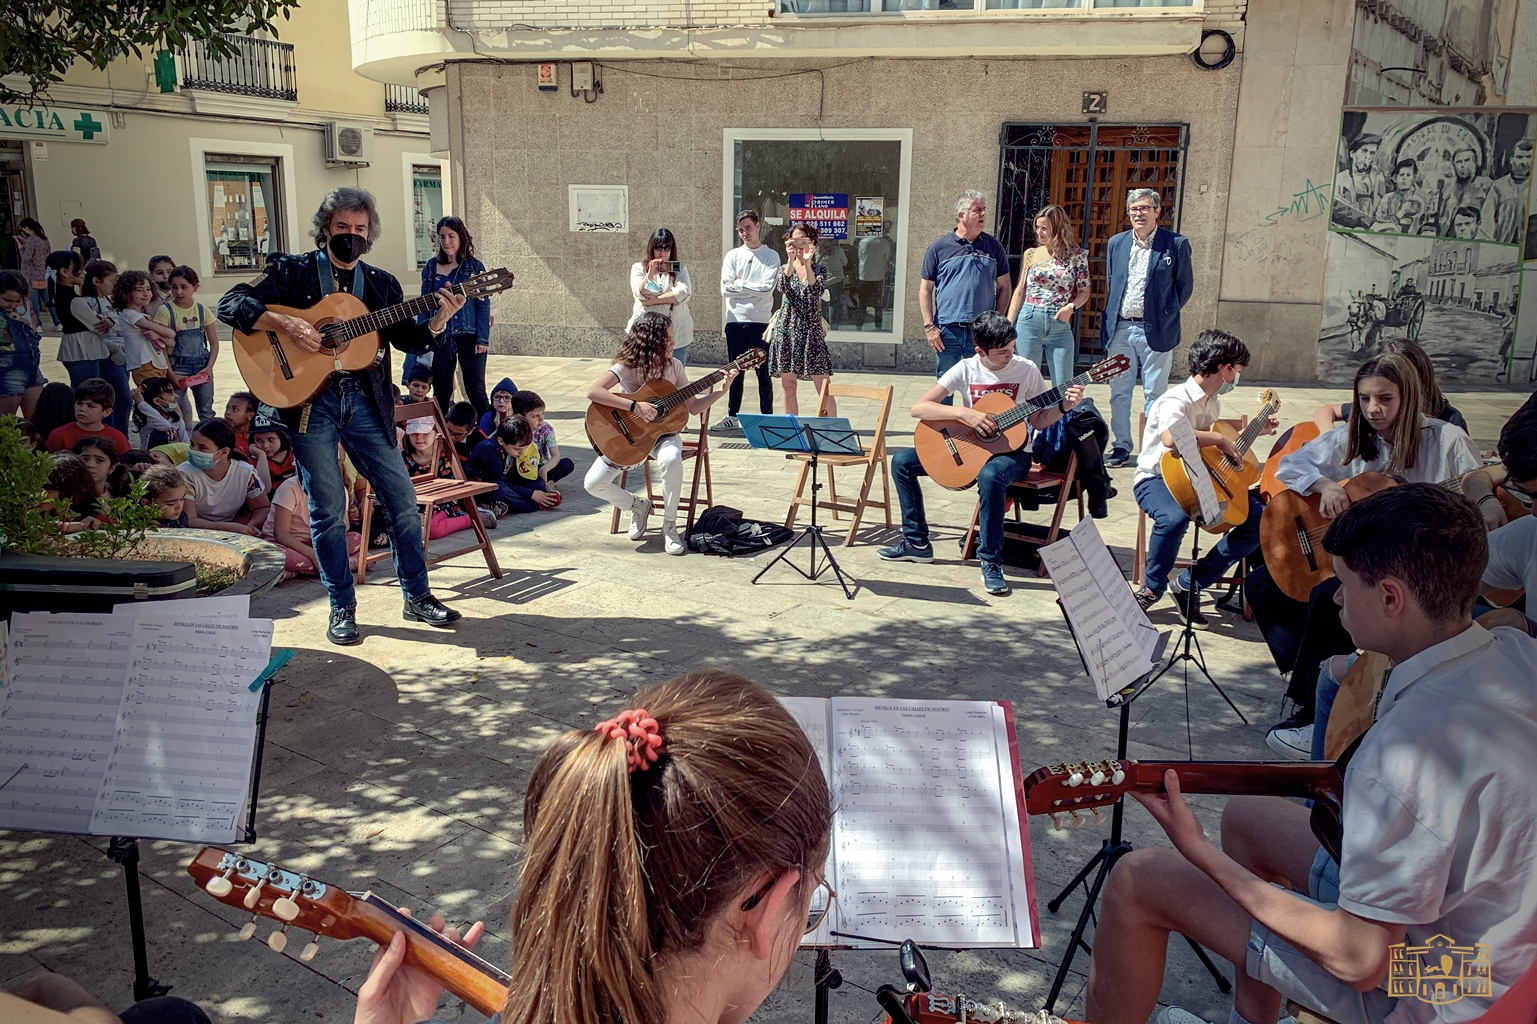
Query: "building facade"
0 1 447 305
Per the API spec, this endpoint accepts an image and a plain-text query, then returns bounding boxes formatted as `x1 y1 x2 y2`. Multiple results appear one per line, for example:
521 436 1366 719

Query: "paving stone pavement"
5 339 1528 1023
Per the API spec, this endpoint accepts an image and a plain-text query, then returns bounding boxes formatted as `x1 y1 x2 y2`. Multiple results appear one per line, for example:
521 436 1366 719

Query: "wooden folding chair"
784 380 893 546
1132 413 1251 618
959 451 1085 573
608 413 714 534
355 400 502 583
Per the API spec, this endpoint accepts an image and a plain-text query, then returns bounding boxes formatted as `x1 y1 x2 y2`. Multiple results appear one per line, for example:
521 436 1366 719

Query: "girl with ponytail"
354 671 834 1024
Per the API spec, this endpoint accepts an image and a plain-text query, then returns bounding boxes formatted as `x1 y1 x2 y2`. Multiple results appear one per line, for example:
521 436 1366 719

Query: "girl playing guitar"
352 672 833 1024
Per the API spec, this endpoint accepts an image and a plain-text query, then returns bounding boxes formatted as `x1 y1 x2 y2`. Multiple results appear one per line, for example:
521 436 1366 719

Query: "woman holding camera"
768 221 834 417
628 228 693 365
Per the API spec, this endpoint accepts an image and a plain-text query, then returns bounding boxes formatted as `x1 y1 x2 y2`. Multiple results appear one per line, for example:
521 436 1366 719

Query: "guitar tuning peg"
1050 812 1066 831
1090 807 1106 824
1070 810 1087 828
205 866 235 897
267 925 289 953
242 876 267 909
1066 771 1084 787
1089 769 1106 786
300 935 321 962
271 894 300 922
238 916 259 941
1111 768 1126 785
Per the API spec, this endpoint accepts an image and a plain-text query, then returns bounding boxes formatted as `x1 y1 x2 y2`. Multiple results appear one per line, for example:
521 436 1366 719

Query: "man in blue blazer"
1101 188 1194 467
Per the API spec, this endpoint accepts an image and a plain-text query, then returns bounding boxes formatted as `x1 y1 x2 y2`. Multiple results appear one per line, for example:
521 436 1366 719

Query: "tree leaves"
0 0 300 104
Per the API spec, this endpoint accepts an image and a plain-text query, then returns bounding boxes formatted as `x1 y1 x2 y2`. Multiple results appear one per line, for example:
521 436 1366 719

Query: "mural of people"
1369 158 1429 234
1483 138 1532 245
1333 133 1388 229
1436 146 1495 236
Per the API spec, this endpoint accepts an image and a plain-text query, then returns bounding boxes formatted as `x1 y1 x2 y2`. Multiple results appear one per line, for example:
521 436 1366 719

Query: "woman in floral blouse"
1005 205 1089 387
768 221 835 416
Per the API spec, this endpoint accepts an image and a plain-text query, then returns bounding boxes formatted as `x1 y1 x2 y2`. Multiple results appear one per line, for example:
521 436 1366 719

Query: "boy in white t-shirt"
1132 328 1275 619
878 310 1082 596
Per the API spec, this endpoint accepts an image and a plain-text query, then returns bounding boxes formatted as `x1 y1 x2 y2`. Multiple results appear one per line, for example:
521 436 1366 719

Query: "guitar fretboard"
649 358 749 414
361 893 512 985
989 368 1096 432
1231 398 1280 459
331 287 466 343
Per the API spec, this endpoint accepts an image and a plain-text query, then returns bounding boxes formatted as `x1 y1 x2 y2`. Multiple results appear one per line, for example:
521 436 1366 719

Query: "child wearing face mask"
1130 329 1276 618
183 418 269 536
132 377 190 448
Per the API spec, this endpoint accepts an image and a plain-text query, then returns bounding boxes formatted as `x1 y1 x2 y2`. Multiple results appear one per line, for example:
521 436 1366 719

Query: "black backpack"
686 505 794 557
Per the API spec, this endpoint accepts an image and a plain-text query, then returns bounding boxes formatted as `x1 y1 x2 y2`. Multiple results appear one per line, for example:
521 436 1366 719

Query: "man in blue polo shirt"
919 190 1012 404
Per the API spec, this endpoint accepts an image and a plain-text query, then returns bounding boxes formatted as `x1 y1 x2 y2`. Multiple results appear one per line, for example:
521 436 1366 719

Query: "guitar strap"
299 250 372 434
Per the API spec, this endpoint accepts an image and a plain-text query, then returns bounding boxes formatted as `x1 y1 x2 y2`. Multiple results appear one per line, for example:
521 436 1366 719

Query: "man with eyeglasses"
1101 188 1194 469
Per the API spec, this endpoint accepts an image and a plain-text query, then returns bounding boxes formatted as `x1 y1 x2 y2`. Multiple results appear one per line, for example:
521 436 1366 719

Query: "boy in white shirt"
878 310 1082 596
715 209 780 431
1133 329 1276 618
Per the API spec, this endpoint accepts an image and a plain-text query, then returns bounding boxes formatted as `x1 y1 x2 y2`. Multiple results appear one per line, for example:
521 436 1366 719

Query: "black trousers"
1245 565 1355 720
433 333 490 417
725 321 772 417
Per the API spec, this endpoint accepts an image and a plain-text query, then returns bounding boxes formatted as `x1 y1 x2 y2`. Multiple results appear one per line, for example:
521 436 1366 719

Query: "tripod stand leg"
1183 934 1233 993
809 525 856 600
1047 843 1107 913
108 838 171 1002
1044 839 1131 1013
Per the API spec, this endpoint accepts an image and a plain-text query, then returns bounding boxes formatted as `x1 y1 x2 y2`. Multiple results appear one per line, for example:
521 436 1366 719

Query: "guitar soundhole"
315 318 347 354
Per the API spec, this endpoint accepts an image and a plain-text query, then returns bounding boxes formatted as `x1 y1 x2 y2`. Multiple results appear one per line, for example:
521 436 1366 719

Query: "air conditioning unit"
323 122 373 165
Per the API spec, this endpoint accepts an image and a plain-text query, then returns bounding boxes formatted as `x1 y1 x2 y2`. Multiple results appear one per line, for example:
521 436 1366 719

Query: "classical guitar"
585 349 767 466
186 847 509 1017
1023 757 1344 861
1259 471 1398 601
1159 389 1280 533
231 268 515 410
912 354 1131 490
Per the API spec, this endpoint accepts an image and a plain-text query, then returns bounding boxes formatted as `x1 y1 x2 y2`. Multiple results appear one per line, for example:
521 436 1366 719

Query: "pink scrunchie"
594 708 664 773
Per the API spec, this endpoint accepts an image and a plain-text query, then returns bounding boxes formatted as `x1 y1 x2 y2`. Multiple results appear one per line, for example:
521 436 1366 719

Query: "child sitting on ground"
444 401 487 469
45 452 102 533
262 467 360 579
224 391 260 456
510 390 574 493
16 421 45 451
132 377 189 448
250 418 295 495
141 464 190 527
401 417 496 537
477 377 518 436
467 415 554 516
46 377 130 455
405 363 434 405
72 436 132 499
183 418 269 536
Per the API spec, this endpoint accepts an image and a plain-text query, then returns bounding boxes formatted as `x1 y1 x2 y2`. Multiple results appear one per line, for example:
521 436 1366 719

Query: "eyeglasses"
741 874 838 935
1128 205 1157 214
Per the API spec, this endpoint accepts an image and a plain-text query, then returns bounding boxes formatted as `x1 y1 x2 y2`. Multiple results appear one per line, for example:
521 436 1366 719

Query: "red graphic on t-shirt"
968 382 1022 404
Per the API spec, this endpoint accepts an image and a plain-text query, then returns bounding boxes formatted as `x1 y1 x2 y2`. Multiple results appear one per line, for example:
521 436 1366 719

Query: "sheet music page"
777 696 838 946
1166 416 1223 524
1040 535 1155 700
0 614 133 834
827 697 1032 948
90 615 273 842
1069 518 1161 661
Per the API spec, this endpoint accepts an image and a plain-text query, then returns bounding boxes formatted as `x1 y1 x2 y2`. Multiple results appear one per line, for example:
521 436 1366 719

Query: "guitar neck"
354 894 510 1015
990 370 1093 432
1132 761 1340 802
338 286 461 342
1231 400 1279 458
651 361 736 413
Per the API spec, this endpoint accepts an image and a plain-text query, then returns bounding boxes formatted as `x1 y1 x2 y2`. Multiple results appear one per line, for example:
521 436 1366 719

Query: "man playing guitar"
1086 485 1537 1024
217 187 466 645
878 310 1082 596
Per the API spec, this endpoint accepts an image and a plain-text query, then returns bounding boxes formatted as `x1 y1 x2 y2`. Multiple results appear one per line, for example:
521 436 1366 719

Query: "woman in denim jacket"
418 217 491 415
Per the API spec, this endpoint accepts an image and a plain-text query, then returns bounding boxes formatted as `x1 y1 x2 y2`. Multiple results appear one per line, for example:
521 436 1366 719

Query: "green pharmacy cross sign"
0 105 111 145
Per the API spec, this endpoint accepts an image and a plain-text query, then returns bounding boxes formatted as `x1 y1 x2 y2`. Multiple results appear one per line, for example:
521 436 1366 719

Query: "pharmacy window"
725 130 912 342
411 165 444 269
205 157 282 274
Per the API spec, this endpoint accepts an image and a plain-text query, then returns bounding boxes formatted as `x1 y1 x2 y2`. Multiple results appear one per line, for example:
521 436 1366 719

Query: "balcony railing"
181 36 297 101
385 83 430 114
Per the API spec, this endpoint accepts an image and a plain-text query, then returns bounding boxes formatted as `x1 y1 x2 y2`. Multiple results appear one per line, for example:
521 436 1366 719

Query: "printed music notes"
1166 416 1223 524
1040 519 1162 700
0 608 273 843
778 697 1036 951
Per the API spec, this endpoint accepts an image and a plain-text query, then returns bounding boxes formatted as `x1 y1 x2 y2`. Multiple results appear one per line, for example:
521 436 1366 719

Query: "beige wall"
1215 0 1354 382
449 56 1243 370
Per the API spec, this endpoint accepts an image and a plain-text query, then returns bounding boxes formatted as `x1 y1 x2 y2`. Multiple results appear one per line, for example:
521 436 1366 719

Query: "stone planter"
131 528 287 597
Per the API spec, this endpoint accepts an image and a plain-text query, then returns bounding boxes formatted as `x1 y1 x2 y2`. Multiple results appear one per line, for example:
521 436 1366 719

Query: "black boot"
403 593 461 627
327 606 360 646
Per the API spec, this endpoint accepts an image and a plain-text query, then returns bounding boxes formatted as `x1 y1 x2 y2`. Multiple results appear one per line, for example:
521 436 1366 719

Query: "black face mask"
327 232 369 264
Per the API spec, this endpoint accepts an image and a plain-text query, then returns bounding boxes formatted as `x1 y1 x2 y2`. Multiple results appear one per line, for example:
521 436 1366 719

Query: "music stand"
742 415 863 600
1043 601 1230 1012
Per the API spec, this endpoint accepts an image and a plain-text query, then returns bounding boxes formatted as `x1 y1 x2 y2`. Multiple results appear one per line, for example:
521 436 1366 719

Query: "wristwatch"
1058 399 1069 414
924 322 937 331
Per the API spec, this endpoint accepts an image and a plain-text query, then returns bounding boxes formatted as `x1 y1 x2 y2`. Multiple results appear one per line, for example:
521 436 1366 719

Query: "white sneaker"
662 523 686 555
1266 723 1314 760
627 494 651 540
1152 1009 1216 1024
711 415 740 433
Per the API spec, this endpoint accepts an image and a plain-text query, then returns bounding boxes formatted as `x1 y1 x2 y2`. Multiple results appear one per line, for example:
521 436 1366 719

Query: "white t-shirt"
610 357 689 396
117 309 161 371
1275 419 1481 496
185 461 263 522
936 354 1047 453
1339 623 1537 1023
1133 377 1222 485
1483 513 1537 602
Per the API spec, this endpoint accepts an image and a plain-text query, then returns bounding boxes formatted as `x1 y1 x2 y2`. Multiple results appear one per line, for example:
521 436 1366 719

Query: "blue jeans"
1106 320 1173 453
935 324 973 405
290 377 430 611
32 286 57 328
1133 475 1263 595
1014 304 1074 386
64 357 131 436
892 445 1033 565
1311 659 1347 760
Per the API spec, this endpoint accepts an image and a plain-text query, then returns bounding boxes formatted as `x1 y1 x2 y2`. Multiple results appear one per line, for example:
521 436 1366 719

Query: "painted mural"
1320 107 1536 385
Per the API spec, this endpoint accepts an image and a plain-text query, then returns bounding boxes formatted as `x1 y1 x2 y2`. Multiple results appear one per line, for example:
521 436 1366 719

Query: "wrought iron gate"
996 122 1189 367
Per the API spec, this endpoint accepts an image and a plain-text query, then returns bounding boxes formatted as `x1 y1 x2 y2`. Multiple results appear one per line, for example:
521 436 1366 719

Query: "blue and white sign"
788 193 849 240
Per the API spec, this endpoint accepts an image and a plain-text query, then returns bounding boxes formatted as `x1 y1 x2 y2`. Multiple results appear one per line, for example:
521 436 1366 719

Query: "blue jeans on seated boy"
891 446 1033 564
1133 474 1263 595
290 377 430 612
545 457 575 483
